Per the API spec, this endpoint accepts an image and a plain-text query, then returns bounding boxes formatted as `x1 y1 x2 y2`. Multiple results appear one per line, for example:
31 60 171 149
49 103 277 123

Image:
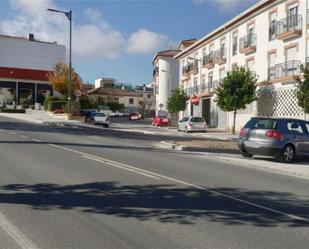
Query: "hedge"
48 101 67 112
2 109 26 113
44 96 60 111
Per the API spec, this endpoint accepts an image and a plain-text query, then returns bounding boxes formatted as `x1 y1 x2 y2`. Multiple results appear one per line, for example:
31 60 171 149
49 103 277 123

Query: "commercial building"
0 33 65 106
175 0 308 131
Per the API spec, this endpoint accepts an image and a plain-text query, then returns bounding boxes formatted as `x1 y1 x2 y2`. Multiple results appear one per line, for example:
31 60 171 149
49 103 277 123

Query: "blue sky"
0 0 258 85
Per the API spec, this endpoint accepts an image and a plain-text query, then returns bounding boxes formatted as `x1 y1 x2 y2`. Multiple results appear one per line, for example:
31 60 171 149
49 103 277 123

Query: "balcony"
268 60 301 82
239 33 256 54
214 47 226 65
203 52 215 69
276 14 302 40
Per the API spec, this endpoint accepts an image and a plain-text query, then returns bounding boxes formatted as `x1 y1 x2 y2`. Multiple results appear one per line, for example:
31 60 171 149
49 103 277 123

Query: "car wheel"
104 124 109 128
240 148 253 158
278 145 295 163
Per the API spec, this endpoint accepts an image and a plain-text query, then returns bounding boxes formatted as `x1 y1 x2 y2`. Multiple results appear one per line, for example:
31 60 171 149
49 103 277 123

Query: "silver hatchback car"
238 117 309 163
178 116 207 133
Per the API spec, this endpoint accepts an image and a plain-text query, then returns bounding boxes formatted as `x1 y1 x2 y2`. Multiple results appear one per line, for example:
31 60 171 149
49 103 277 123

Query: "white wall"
0 37 65 71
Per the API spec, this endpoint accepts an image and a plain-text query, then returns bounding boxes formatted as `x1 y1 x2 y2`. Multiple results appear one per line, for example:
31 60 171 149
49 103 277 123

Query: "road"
0 116 308 249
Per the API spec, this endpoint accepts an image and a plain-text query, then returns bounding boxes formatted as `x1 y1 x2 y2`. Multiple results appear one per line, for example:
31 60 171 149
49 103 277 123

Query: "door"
286 120 307 154
202 98 211 125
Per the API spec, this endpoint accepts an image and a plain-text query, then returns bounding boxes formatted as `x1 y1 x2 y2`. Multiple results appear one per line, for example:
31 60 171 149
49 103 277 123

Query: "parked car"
85 112 109 127
129 112 141 120
178 116 207 133
238 117 309 163
152 115 169 127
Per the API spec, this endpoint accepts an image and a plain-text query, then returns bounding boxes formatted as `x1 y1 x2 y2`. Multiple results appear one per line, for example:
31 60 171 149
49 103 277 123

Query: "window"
253 119 277 129
194 78 198 93
246 59 254 72
304 122 309 133
269 12 277 41
268 52 276 68
286 46 297 62
232 33 238 56
147 94 151 99
201 74 206 92
219 69 225 83
129 98 134 105
287 121 304 134
208 74 213 89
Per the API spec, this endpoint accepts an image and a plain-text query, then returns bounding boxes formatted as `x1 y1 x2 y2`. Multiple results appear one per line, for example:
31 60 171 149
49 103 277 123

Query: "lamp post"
47 8 72 115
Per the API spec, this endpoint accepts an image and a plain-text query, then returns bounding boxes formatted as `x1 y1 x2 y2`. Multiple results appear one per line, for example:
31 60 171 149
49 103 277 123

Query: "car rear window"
244 118 277 129
192 117 205 122
93 113 106 117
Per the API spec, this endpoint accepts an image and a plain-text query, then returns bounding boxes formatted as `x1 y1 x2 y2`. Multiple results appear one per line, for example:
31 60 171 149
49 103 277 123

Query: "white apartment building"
0 33 65 106
152 50 180 115
175 0 309 131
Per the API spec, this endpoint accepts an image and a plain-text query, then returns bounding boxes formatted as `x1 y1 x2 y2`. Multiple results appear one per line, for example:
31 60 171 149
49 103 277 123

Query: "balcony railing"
276 14 302 40
214 47 226 65
203 52 215 68
239 33 256 54
268 60 301 81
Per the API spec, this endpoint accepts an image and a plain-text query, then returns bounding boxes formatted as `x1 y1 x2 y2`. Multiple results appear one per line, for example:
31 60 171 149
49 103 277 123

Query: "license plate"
163 119 168 122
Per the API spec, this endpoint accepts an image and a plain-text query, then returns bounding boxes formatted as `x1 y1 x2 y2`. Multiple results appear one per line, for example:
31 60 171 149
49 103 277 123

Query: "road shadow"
1 182 308 227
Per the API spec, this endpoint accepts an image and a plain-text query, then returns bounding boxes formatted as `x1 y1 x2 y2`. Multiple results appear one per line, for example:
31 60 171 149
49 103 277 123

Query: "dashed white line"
83 155 161 180
0 211 39 249
20 135 29 139
31 139 42 143
9 132 17 135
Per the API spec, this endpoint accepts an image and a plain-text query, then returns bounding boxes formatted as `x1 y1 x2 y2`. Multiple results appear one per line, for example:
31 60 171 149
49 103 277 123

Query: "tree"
167 87 187 124
215 67 257 134
48 63 82 99
139 98 153 117
295 65 309 114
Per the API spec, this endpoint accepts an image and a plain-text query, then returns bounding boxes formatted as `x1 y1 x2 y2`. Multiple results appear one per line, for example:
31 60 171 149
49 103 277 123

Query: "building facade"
175 0 309 131
152 50 180 115
0 33 65 106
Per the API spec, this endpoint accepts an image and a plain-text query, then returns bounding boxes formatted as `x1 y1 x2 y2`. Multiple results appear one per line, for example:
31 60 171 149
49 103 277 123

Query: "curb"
157 141 309 181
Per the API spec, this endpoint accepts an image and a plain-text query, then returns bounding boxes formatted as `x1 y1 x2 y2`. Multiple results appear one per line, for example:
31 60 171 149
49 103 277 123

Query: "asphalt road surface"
0 116 308 249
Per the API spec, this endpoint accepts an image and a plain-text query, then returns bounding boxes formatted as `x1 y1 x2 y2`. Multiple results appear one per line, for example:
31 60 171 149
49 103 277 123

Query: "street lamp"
47 8 72 116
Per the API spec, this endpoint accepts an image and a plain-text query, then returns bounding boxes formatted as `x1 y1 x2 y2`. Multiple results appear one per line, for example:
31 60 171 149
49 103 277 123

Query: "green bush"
64 101 80 116
44 96 60 111
48 101 67 112
20 98 31 109
2 108 26 113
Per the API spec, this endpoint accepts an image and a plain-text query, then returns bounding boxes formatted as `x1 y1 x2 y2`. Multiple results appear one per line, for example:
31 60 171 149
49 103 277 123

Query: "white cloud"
84 8 103 22
1 0 169 61
127 29 167 54
193 0 256 12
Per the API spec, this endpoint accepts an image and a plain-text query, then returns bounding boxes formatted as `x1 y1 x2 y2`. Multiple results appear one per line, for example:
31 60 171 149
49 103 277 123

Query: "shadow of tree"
1 182 308 227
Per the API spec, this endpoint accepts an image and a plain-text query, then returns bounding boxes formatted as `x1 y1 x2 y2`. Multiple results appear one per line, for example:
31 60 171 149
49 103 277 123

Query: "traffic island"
158 140 238 154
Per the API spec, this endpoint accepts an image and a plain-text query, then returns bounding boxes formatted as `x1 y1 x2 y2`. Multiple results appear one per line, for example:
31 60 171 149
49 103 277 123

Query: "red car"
152 115 169 127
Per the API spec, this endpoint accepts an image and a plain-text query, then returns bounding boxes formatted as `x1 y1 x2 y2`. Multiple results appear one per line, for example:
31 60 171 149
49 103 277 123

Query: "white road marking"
83 155 161 180
20 135 29 139
0 211 40 249
31 139 42 143
9 132 17 135
47 143 308 222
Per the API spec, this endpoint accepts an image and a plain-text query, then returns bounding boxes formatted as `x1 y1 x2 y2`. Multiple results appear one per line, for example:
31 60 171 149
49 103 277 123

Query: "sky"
0 0 259 86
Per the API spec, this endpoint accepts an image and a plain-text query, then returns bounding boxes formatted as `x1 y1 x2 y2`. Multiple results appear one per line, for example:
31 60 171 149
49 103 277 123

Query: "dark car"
238 117 309 163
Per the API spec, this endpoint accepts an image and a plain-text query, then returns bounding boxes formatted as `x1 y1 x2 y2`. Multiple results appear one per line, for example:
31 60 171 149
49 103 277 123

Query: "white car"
85 112 109 128
178 116 207 133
